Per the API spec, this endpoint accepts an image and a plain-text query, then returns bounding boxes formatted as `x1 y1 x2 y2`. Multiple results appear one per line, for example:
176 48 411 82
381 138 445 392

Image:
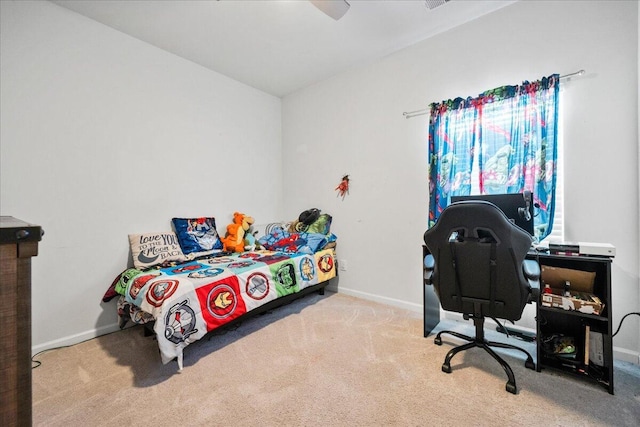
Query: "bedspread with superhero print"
121 248 337 370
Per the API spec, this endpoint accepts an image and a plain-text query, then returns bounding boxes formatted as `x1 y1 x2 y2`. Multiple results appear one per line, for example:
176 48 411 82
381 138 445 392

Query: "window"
428 75 561 242
543 97 564 243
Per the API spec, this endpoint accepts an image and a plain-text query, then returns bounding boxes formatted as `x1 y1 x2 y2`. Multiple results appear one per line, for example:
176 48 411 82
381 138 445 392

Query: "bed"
103 212 337 370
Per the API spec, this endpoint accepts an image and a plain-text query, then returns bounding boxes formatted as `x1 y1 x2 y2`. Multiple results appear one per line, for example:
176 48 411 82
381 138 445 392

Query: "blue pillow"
172 217 223 255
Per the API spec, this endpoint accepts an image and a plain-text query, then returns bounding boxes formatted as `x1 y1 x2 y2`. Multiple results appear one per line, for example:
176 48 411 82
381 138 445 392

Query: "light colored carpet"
32 291 640 426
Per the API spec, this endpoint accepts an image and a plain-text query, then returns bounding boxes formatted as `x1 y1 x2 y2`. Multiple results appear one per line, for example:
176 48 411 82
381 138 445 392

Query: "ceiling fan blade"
425 0 450 11
310 0 351 21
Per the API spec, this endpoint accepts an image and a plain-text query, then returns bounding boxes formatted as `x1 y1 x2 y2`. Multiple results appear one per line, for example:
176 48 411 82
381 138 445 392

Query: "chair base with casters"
434 303 536 394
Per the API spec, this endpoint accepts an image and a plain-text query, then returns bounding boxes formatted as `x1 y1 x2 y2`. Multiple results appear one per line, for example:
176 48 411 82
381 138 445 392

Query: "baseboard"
329 284 422 315
613 346 640 365
31 322 124 357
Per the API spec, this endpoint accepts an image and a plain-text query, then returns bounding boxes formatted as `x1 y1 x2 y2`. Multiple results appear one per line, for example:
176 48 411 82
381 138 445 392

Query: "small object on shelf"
543 284 553 294
563 280 571 297
541 290 604 315
588 330 605 366
577 242 616 258
549 242 579 255
542 334 576 358
584 325 590 365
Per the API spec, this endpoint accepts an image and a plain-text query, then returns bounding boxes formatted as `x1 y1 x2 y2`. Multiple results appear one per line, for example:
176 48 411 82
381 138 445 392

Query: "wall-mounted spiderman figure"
335 174 350 200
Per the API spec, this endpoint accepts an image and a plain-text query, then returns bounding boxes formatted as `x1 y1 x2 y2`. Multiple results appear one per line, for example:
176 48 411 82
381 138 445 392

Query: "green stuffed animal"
244 224 260 251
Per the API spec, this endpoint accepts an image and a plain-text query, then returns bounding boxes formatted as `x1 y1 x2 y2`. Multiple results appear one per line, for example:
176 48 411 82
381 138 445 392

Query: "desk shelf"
538 305 609 323
533 253 614 394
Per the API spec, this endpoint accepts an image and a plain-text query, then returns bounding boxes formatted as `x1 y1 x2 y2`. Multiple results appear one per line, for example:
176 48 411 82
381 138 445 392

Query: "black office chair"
423 200 540 394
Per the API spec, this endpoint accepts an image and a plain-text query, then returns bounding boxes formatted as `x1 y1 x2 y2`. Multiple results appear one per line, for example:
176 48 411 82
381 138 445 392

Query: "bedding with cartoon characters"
102 210 337 370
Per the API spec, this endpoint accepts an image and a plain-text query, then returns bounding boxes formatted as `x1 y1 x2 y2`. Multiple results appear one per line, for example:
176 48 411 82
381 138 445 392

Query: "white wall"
282 0 640 361
0 0 283 353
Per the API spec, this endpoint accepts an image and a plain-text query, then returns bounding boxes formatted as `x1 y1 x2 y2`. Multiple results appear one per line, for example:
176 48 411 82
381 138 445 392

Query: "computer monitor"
450 192 534 236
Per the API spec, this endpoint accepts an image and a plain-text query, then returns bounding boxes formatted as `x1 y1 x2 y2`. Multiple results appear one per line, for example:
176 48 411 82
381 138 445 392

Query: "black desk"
422 245 614 394
422 245 440 336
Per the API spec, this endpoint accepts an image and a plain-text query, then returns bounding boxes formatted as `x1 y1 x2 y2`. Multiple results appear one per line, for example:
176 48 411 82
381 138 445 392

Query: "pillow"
289 213 332 235
102 268 144 302
307 213 332 235
128 232 187 270
253 222 288 239
258 229 328 254
172 217 223 256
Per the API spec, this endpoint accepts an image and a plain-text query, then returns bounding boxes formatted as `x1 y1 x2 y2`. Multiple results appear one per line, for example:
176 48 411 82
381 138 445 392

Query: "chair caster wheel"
506 382 517 394
434 336 442 345
525 359 535 370
442 364 451 374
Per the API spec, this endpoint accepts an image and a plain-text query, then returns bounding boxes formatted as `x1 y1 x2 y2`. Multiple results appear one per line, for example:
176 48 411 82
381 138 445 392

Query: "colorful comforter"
117 248 337 370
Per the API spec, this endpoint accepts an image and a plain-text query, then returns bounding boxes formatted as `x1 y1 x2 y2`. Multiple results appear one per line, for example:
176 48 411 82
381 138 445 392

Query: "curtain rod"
402 70 585 119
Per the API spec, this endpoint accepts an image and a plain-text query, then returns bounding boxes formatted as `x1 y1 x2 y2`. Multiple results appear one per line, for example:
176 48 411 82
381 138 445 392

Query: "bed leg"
118 316 129 330
319 287 325 295
177 353 184 372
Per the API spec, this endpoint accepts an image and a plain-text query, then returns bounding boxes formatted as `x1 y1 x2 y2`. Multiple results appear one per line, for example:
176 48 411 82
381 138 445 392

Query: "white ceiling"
51 0 517 98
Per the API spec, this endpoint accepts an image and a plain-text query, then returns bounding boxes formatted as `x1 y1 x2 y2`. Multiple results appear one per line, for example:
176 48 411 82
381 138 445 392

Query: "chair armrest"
423 254 435 284
523 259 541 301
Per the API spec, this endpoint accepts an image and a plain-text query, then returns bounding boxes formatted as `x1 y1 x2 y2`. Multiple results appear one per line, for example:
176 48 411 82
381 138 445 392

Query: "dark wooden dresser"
1 217 43 427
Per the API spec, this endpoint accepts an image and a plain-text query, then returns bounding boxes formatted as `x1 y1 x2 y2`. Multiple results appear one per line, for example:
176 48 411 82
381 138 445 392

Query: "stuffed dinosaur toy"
220 212 255 253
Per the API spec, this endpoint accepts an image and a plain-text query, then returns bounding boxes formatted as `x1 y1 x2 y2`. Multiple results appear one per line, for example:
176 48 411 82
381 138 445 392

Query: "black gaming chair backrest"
423 200 534 321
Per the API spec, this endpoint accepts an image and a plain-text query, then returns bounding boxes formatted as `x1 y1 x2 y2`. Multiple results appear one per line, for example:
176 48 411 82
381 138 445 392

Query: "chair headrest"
425 200 533 248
